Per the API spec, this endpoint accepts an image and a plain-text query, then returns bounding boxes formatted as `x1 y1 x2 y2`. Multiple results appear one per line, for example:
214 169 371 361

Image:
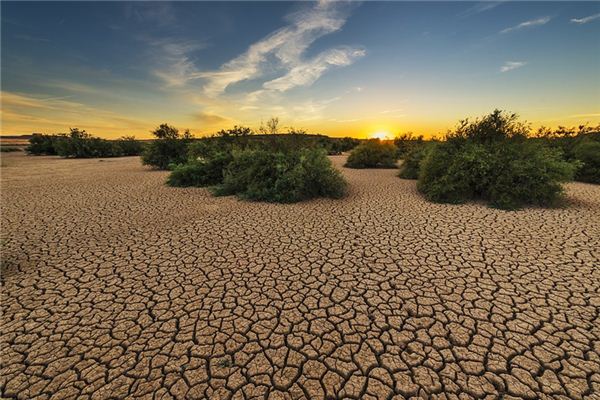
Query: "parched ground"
1 152 599 400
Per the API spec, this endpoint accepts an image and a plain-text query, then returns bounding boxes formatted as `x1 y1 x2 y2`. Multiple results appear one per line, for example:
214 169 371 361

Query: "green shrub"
54 128 117 158
215 148 347 203
0 147 22 152
487 141 577 209
398 143 433 179
115 136 144 156
345 140 398 168
26 134 61 155
394 133 424 158
167 152 233 187
416 110 578 210
572 140 600 184
141 124 192 170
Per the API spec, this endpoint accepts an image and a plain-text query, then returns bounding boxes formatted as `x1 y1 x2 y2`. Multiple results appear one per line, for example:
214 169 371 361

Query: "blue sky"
2 1 599 138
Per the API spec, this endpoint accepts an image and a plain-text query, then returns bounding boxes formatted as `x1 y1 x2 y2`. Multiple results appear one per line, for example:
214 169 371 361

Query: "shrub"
141 124 192 170
416 110 578 210
394 133 424 158
572 140 600 184
167 152 233 187
54 128 118 158
398 143 433 179
345 140 398 168
215 148 347 203
115 136 144 156
0 147 22 152
26 134 61 155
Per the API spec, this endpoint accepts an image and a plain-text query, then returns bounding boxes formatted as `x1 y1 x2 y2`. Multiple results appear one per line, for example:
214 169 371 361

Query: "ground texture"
1 153 599 400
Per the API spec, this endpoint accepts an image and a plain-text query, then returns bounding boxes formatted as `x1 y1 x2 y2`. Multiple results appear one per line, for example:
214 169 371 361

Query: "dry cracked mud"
1 152 599 400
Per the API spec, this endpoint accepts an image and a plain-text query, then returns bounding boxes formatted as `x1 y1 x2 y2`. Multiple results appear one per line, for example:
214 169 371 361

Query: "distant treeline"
26 129 144 157
25 126 361 161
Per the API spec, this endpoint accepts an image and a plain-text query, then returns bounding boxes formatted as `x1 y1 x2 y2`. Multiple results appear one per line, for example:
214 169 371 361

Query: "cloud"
570 13 600 24
193 111 229 125
500 61 527 72
263 47 365 92
196 1 362 96
125 3 176 27
150 39 207 87
500 16 551 34
458 2 504 18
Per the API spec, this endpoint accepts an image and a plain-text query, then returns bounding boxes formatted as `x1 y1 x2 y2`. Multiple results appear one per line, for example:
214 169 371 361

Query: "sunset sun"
370 131 392 140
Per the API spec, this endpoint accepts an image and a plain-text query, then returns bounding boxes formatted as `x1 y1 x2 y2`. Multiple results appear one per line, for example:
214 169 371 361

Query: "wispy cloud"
458 1 503 18
263 47 365 92
150 39 206 87
195 1 363 96
500 61 527 72
570 13 600 25
193 111 229 125
500 16 551 34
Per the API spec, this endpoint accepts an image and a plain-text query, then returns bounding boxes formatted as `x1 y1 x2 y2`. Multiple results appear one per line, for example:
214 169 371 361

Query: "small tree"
345 140 398 169
141 123 192 169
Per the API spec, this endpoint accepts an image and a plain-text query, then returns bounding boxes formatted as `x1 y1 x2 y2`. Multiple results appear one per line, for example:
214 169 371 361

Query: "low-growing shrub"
27 129 143 158
26 134 61 155
54 129 117 158
167 152 233 187
572 140 600 184
416 110 578 210
345 140 398 169
0 147 22 152
142 124 192 170
394 133 424 158
398 143 433 179
115 136 144 156
214 148 347 203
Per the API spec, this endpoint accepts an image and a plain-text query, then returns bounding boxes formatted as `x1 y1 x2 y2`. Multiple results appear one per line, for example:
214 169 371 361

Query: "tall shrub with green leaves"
214 148 347 203
417 110 578 210
142 124 192 169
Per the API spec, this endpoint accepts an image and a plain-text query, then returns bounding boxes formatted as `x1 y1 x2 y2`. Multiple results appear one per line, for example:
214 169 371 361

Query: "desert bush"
0 147 22 152
394 133 424 158
328 137 361 155
398 143 434 179
345 140 398 168
572 140 600 184
54 128 118 158
115 136 144 156
26 134 61 155
142 124 192 170
167 152 233 187
214 148 347 203
417 110 578 210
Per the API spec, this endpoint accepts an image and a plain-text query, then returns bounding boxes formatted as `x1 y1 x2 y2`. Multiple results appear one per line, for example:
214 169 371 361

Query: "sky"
1 1 599 139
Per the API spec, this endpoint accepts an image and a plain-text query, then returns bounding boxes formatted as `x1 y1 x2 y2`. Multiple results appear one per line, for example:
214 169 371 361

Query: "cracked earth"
1 152 599 400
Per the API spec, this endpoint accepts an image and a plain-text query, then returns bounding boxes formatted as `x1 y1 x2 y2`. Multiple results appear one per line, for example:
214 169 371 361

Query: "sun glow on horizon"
370 131 392 140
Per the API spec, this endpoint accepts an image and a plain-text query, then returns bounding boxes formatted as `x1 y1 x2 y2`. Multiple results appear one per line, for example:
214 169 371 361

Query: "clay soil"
1 152 599 399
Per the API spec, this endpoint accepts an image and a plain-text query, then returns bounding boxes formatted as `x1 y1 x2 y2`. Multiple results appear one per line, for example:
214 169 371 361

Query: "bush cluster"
398 143 433 179
26 130 143 158
141 124 192 169
0 147 23 153
345 140 398 169
394 133 424 158
416 110 578 210
167 126 348 203
214 148 347 203
536 130 600 184
572 140 600 184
